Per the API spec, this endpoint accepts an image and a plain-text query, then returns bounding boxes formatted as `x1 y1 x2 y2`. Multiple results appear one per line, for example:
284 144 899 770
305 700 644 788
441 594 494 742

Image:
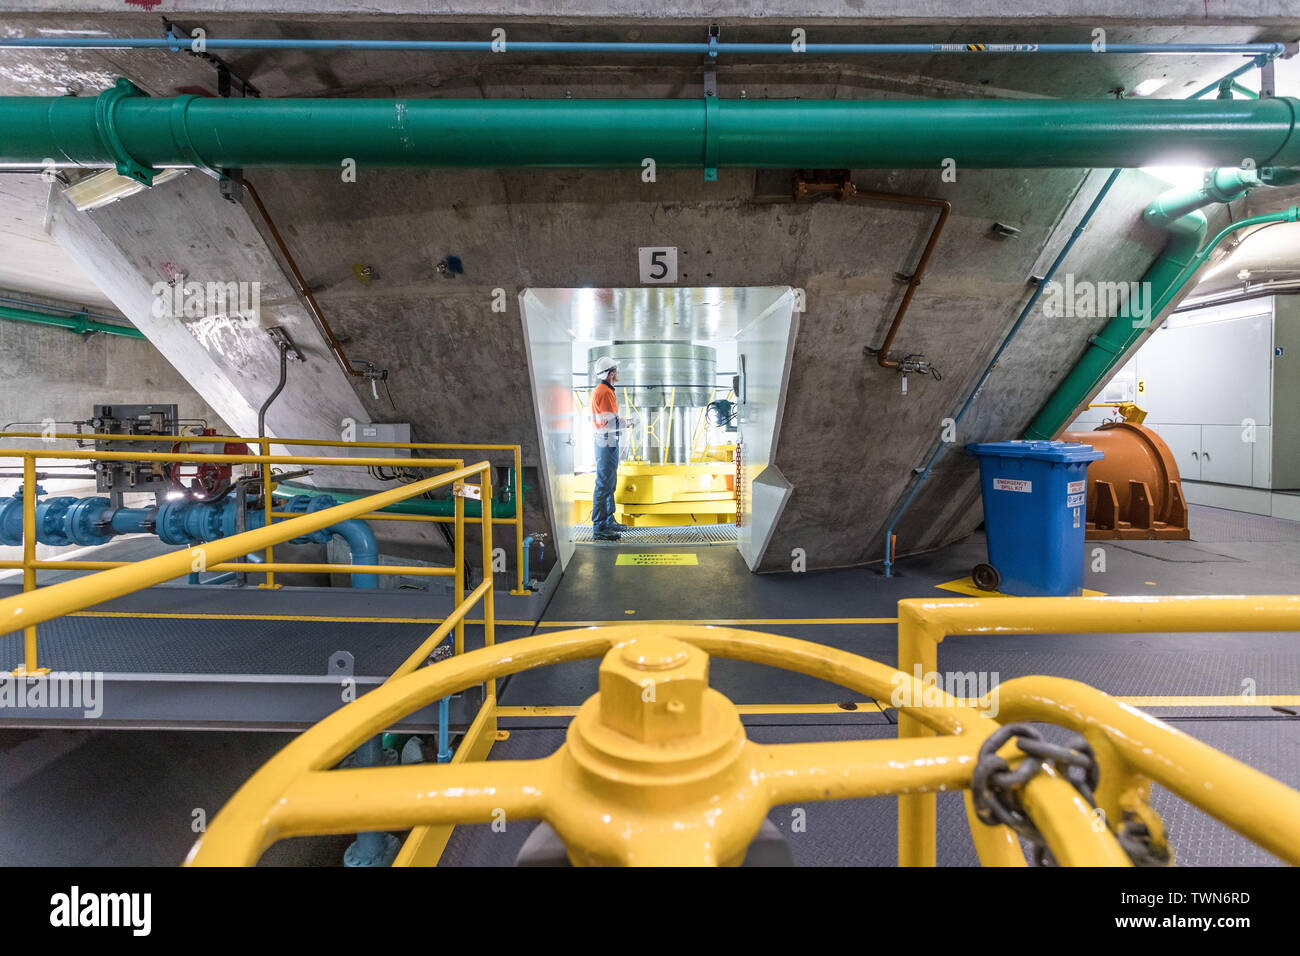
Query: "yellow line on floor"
68 611 537 626
1118 695 1300 708
497 702 884 718
497 696 1300 719
536 617 898 627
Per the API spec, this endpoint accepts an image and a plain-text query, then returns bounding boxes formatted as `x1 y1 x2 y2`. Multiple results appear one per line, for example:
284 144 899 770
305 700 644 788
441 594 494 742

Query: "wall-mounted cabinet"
1071 295 1299 493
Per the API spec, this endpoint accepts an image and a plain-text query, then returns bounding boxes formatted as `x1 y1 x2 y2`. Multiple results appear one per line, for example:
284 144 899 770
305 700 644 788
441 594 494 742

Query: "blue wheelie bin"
965 440 1104 597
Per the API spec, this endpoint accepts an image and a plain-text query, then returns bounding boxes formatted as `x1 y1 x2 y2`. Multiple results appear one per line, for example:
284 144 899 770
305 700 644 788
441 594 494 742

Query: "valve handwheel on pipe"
165 430 250 500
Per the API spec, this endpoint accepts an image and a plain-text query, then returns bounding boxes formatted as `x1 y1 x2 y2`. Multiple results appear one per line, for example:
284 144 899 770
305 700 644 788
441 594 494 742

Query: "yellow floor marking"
68 611 537 626
1118 695 1300 708
536 617 898 627
497 702 885 718
499 696 1292 719
936 577 1106 598
615 553 698 566
499 697 1299 719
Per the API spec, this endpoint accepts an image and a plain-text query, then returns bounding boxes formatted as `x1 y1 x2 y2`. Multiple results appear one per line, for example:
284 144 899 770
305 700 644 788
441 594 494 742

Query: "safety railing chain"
971 722 1100 867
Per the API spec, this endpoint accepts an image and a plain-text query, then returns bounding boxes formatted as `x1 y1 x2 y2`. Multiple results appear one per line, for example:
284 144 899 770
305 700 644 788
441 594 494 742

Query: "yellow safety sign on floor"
616 553 699 566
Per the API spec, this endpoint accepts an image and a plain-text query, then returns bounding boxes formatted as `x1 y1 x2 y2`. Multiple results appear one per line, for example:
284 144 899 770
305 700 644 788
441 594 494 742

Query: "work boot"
593 527 621 541
607 521 632 532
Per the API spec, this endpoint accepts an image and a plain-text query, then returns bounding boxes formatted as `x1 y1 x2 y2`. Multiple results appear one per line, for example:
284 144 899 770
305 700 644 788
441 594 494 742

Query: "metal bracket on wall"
163 19 261 99
703 24 720 181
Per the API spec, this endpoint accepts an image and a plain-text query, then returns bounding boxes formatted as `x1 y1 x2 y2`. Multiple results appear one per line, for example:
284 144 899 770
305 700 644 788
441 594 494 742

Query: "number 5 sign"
638 247 677 284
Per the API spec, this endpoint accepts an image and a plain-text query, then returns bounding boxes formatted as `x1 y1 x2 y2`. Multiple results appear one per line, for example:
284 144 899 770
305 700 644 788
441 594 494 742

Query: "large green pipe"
6 81 1300 173
1025 203 1300 439
273 482 517 519
0 304 144 339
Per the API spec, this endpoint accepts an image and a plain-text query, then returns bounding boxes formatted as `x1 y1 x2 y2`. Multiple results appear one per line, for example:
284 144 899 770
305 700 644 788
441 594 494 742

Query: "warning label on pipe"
993 478 1032 493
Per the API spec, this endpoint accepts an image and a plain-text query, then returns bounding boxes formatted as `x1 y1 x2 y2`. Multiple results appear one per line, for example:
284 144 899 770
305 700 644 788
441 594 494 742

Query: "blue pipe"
880 168 1124 577
327 518 378 589
0 37 1286 57
1189 57 1268 99
343 736 399 867
0 488 378 588
437 697 452 763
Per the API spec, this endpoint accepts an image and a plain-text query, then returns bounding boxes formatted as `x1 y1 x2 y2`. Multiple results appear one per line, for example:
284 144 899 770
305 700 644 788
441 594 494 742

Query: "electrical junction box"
349 422 411 456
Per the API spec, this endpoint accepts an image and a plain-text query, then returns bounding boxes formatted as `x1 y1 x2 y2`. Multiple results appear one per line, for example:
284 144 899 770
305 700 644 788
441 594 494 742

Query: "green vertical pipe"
6 84 1300 171
1025 205 1300 439
0 304 144 339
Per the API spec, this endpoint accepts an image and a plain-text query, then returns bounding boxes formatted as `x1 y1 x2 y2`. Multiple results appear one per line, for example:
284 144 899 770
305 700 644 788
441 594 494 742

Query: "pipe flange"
94 78 156 186
63 496 114 546
0 495 24 547
155 501 191 545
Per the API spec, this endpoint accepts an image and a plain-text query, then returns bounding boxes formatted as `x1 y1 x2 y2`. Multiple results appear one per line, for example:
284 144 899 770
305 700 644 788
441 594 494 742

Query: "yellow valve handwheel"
185 625 1131 867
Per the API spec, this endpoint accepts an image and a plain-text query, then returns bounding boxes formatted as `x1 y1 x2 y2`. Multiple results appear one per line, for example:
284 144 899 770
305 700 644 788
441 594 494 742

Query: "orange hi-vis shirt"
592 380 619 435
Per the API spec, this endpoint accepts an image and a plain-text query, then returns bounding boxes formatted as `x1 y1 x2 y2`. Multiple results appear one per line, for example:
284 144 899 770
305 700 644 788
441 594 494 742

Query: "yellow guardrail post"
511 446 526 594
454 481 465 657
480 467 496 699
259 438 276 590
15 454 48 676
896 600 943 866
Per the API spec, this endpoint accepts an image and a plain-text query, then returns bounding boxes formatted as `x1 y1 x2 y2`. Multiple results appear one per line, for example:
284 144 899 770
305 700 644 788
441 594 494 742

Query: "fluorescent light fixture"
63 167 185 212
1139 166 1207 190
1132 78 1168 96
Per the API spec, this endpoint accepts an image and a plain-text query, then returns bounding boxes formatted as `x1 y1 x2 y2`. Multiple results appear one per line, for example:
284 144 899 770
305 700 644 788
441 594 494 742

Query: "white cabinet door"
1147 423 1203 481
1200 424 1255 486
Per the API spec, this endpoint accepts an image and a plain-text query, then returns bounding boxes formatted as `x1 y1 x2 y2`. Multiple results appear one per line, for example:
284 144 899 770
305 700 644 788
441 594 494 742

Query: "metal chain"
1118 815 1173 867
971 723 1101 867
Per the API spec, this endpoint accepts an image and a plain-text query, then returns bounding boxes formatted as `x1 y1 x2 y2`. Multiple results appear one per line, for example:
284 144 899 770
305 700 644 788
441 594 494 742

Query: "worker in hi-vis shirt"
590 355 637 540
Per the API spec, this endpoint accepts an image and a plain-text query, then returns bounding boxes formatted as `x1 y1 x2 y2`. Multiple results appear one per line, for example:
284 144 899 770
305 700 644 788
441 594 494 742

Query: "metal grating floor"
1188 503 1300 543
571 522 738 546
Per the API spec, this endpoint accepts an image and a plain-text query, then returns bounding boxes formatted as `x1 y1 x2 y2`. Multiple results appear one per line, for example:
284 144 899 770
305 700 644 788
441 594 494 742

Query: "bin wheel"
972 563 1000 592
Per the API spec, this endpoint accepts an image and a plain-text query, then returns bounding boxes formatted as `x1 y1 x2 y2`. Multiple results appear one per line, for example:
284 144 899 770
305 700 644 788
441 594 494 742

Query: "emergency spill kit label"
1066 479 1086 509
616 553 699 566
993 478 1032 493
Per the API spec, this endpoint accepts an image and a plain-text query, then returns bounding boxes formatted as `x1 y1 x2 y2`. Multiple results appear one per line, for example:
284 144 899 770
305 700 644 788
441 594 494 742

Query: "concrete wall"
0 288 227 436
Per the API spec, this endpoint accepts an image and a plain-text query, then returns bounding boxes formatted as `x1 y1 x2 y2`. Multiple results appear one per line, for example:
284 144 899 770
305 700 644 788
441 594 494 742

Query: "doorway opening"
521 287 797 571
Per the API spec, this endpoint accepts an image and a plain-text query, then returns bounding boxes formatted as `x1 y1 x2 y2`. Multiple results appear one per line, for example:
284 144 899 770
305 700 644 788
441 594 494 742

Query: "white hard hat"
594 356 618 377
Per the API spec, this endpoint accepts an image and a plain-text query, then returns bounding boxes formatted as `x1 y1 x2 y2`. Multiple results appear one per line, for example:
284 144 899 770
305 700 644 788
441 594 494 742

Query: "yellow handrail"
1 431 529 594
0 457 494 675
896 593 1300 867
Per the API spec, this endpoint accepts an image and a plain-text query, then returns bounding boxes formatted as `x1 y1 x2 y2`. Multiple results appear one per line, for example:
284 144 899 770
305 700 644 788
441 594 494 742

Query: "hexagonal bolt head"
599 635 709 744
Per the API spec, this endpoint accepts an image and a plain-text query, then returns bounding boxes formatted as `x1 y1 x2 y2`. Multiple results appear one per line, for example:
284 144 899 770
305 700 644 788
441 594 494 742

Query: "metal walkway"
0 503 1296 864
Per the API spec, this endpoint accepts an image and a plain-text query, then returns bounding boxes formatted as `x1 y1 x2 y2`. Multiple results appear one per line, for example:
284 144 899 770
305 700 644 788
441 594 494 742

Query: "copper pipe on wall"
794 171 951 369
240 178 364 379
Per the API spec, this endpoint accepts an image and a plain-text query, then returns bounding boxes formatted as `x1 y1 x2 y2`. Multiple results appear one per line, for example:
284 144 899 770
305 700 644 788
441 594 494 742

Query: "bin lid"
965 439 1103 463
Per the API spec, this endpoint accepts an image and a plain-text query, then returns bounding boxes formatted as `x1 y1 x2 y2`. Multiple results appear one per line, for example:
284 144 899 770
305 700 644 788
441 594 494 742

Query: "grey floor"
1 503 1297 866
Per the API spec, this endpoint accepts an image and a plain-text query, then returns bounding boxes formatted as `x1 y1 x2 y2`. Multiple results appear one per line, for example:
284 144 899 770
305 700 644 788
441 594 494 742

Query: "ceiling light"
62 167 185 212
1132 78 1168 96
1140 166 1207 190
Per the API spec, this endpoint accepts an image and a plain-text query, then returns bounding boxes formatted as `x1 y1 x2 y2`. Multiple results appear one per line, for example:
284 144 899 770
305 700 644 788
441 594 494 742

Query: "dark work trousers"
591 438 619 530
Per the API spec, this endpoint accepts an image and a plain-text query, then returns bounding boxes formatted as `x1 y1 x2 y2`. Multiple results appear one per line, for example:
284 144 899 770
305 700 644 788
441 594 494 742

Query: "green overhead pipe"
273 482 517 519
1142 167 1263 227
6 80 1300 175
1025 201 1300 440
0 304 144 339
